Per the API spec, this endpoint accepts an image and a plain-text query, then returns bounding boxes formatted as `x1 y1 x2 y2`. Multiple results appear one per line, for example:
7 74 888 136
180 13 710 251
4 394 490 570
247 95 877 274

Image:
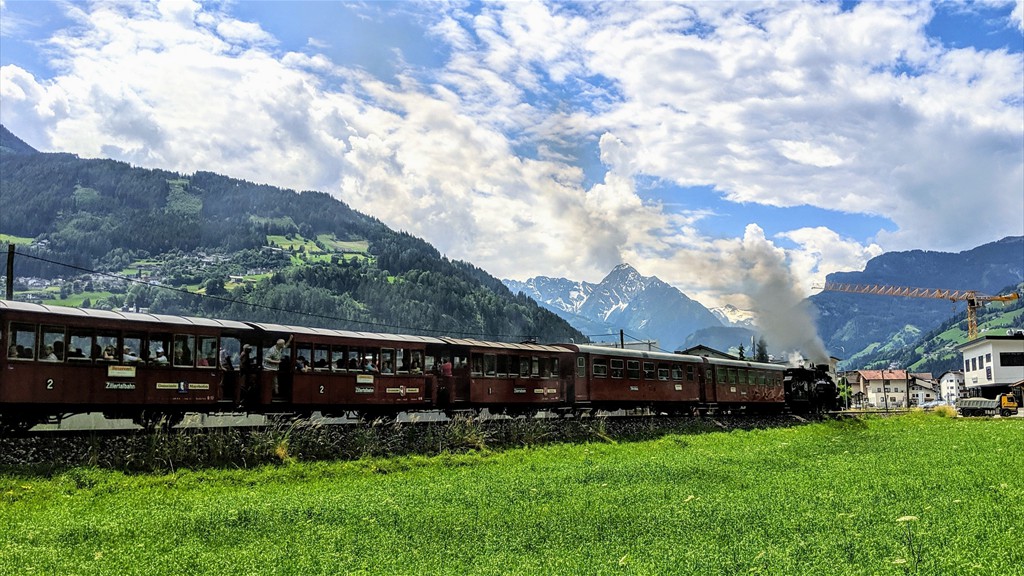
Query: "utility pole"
5 244 14 300
882 370 890 412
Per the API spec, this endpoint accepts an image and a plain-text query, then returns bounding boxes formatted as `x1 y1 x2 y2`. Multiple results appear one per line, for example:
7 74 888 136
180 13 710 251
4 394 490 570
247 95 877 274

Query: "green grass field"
317 234 370 254
0 233 35 244
41 290 114 307
2 414 1021 575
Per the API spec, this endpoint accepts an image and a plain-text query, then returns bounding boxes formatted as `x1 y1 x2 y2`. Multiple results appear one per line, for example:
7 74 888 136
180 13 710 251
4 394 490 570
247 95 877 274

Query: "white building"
958 334 1024 396
936 370 965 403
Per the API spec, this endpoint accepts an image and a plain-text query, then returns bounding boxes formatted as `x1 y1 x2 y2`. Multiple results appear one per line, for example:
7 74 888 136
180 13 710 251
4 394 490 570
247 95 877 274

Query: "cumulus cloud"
0 0 1020 318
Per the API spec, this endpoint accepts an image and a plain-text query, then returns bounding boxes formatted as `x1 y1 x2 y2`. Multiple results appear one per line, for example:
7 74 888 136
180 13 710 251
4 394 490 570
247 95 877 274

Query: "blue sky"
1 0 1022 313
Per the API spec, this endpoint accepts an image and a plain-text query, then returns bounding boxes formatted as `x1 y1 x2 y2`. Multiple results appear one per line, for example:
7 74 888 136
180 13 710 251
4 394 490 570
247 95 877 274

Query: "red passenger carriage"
430 338 571 415
1 300 249 430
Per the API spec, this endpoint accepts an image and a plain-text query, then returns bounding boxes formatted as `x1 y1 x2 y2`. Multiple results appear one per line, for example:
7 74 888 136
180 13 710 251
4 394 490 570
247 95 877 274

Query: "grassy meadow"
2 413 1022 575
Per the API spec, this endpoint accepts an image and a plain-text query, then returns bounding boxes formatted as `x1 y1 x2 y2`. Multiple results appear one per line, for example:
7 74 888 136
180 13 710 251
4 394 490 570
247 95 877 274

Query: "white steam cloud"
733 225 829 364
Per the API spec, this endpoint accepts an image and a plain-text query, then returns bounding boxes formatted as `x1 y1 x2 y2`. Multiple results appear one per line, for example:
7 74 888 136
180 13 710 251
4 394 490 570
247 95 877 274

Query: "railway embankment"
1 413 812 473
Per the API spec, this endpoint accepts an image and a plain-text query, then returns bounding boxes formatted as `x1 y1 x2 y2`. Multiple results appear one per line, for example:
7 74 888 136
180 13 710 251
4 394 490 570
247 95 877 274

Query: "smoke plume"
734 225 829 364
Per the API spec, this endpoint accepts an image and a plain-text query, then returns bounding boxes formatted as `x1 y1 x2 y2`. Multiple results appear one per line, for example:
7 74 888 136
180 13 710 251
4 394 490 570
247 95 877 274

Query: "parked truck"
957 392 1019 417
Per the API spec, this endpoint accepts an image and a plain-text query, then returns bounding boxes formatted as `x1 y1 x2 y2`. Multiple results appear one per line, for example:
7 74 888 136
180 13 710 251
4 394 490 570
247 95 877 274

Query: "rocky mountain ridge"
504 264 722 350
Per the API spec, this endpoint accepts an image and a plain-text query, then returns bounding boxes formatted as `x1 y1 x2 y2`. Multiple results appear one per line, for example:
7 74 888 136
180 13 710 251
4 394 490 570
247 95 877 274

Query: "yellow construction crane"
817 282 1020 339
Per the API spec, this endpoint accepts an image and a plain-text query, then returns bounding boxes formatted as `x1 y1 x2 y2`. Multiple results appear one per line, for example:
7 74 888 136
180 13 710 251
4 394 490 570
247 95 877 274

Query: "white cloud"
0 0 1020 313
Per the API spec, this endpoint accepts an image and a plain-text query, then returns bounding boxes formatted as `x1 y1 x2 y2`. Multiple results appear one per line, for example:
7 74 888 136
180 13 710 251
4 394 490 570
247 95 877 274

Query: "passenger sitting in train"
123 346 140 363
41 345 59 362
362 358 378 372
152 348 169 365
294 356 310 373
381 361 393 374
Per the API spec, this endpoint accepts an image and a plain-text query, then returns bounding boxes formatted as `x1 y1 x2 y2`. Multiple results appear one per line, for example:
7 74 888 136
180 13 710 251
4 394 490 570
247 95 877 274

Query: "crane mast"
818 282 1019 339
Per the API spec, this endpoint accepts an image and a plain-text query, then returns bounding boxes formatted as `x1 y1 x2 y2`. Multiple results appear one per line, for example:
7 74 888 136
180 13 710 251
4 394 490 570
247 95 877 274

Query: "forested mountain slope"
811 236 1024 370
0 126 582 344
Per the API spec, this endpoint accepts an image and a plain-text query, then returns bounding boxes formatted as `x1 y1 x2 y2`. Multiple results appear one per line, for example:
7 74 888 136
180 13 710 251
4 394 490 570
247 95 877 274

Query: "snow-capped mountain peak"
710 304 758 328
503 263 722 350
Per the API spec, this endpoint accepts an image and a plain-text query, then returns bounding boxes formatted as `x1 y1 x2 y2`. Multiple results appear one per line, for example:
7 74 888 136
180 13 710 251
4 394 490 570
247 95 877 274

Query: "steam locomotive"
1 300 841 432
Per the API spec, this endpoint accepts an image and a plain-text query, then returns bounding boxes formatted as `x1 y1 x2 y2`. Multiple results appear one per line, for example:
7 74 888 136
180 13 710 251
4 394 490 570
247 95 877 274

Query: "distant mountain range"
503 264 722 351
811 235 1024 370
506 236 1024 370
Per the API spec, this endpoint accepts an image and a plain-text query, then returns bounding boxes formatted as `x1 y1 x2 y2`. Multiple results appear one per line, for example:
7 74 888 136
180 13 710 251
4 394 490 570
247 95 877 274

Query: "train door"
573 355 588 401
699 357 716 407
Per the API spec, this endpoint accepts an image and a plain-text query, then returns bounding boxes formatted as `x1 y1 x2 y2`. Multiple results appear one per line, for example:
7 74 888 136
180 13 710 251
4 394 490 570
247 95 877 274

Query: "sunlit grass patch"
2 415 1021 575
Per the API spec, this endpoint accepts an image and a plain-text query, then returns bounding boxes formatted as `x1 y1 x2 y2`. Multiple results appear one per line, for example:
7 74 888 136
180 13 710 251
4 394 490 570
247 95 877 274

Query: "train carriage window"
67 330 91 361
354 348 379 371
728 368 738 385
347 348 361 371
97 332 120 362
197 337 218 367
657 363 670 380
313 345 330 371
380 349 394 374
220 337 241 371
686 365 695 381
8 323 37 360
296 343 313 372
643 362 655 379
519 357 531 377
410 351 424 374
396 348 410 373
484 354 496 377
471 355 484 377
540 357 551 378
41 326 66 362
332 346 347 370
671 364 683 380
550 357 559 378
577 356 586 378
123 334 144 364
148 334 171 365
497 355 509 378
716 369 726 384
593 358 608 378
173 335 195 367
610 359 624 378
627 360 640 379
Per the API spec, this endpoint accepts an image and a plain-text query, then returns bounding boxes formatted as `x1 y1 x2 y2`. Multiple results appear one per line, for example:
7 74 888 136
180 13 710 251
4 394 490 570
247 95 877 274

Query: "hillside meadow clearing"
2 413 1021 575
